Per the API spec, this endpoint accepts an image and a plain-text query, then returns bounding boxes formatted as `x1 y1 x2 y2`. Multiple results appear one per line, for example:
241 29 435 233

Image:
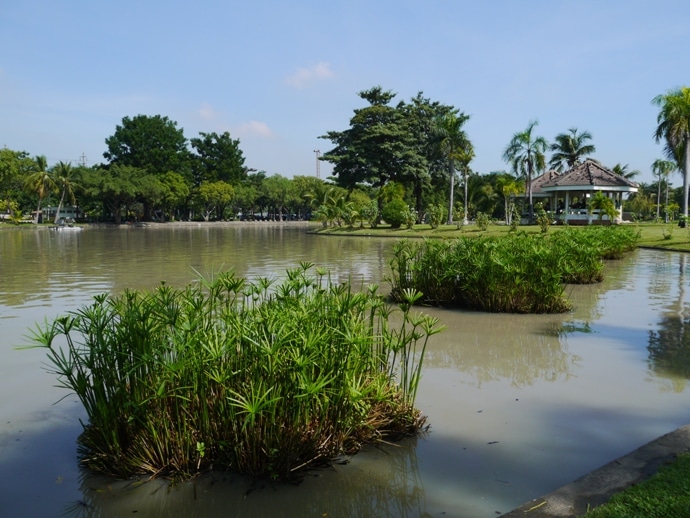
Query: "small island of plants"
387 226 639 313
28 263 443 481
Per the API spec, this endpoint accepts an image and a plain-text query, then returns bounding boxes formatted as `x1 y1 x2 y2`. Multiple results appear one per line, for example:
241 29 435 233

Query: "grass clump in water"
27 263 443 481
388 226 639 313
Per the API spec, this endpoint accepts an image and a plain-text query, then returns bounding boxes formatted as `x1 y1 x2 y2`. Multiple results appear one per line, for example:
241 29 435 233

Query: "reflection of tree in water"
647 253 690 392
423 309 582 388
648 316 690 384
71 437 428 517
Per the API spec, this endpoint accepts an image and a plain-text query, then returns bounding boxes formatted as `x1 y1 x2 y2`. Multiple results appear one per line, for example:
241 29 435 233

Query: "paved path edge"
501 424 690 517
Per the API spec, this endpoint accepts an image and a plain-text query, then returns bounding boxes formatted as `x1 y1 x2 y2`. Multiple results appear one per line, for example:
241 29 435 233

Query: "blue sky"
1 1 688 184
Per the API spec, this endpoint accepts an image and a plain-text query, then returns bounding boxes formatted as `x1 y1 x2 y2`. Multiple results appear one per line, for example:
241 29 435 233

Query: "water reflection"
71 438 428 518
423 309 582 388
3 228 690 517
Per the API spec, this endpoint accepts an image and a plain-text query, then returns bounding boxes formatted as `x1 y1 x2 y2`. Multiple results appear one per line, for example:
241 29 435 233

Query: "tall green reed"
26 263 443 481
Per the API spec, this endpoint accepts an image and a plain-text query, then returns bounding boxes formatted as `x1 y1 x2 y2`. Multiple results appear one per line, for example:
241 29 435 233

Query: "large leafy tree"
262 174 297 221
503 120 548 219
0 148 33 218
159 171 191 221
548 128 595 171
435 111 472 225
104 114 192 179
194 181 234 221
400 92 455 219
320 87 425 213
190 131 246 186
81 164 144 223
653 87 690 216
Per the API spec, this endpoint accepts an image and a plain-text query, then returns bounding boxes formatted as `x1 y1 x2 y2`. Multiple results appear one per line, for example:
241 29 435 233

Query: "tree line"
1 85 688 225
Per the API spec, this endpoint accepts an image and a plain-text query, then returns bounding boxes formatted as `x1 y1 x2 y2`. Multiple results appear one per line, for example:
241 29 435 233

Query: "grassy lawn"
583 453 690 517
313 221 690 253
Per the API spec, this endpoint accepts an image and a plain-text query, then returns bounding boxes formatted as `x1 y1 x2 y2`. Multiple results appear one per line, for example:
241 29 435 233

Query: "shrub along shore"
27 264 443 481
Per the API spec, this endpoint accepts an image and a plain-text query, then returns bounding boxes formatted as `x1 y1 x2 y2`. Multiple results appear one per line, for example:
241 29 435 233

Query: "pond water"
1 223 689 517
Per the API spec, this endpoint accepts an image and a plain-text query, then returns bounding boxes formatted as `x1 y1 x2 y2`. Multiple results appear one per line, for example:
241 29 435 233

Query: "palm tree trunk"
447 161 455 225
684 135 690 218
54 189 66 225
463 168 469 224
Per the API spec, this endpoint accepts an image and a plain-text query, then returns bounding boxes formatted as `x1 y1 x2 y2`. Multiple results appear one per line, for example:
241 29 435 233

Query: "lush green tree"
159 171 191 221
0 148 33 219
381 198 408 228
81 164 144 223
194 181 234 221
320 87 425 213
262 174 297 220
292 175 329 219
104 114 192 179
24 155 55 223
652 159 676 220
51 161 79 224
232 183 259 219
435 111 472 225
190 131 246 186
400 93 455 219
503 120 548 219
653 87 690 216
492 172 521 224
548 128 596 171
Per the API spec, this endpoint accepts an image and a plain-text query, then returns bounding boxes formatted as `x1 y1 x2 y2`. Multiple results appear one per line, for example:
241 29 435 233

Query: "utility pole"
313 149 321 179
79 153 87 167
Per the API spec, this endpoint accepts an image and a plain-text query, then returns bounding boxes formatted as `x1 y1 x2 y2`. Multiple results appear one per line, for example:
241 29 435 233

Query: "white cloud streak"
284 61 335 89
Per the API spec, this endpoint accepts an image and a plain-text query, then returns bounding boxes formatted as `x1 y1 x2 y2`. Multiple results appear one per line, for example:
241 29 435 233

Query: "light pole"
313 150 321 179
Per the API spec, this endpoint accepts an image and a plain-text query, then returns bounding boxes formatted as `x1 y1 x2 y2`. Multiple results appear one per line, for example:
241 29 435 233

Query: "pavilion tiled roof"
541 159 639 189
530 170 561 194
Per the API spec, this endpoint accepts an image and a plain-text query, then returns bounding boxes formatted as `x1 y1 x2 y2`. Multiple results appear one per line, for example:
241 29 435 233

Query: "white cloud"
235 120 274 138
198 102 218 121
284 61 335 89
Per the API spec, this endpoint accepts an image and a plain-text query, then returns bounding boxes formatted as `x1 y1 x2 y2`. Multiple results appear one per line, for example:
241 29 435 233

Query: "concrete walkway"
501 424 690 517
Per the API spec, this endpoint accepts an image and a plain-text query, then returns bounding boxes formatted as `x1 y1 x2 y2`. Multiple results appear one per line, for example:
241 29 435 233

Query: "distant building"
41 205 82 223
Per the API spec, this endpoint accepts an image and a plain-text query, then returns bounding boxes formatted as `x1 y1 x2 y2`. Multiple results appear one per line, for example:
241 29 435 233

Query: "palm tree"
611 163 640 180
653 87 690 217
24 155 55 223
548 128 596 171
436 111 472 225
588 191 617 223
503 120 548 220
651 159 676 220
51 161 79 224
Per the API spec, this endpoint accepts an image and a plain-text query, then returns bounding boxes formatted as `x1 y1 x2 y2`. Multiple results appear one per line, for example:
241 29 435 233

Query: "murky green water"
1 223 688 517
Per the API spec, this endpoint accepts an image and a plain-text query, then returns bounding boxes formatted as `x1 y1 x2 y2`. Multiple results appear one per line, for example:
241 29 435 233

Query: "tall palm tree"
51 161 79 224
503 120 548 220
24 155 55 223
651 159 676 221
653 87 690 217
436 111 472 225
548 128 596 171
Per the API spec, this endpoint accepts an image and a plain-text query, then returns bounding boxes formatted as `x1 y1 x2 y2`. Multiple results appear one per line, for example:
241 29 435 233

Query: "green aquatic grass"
388 226 639 313
26 263 443 481
584 453 690 517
